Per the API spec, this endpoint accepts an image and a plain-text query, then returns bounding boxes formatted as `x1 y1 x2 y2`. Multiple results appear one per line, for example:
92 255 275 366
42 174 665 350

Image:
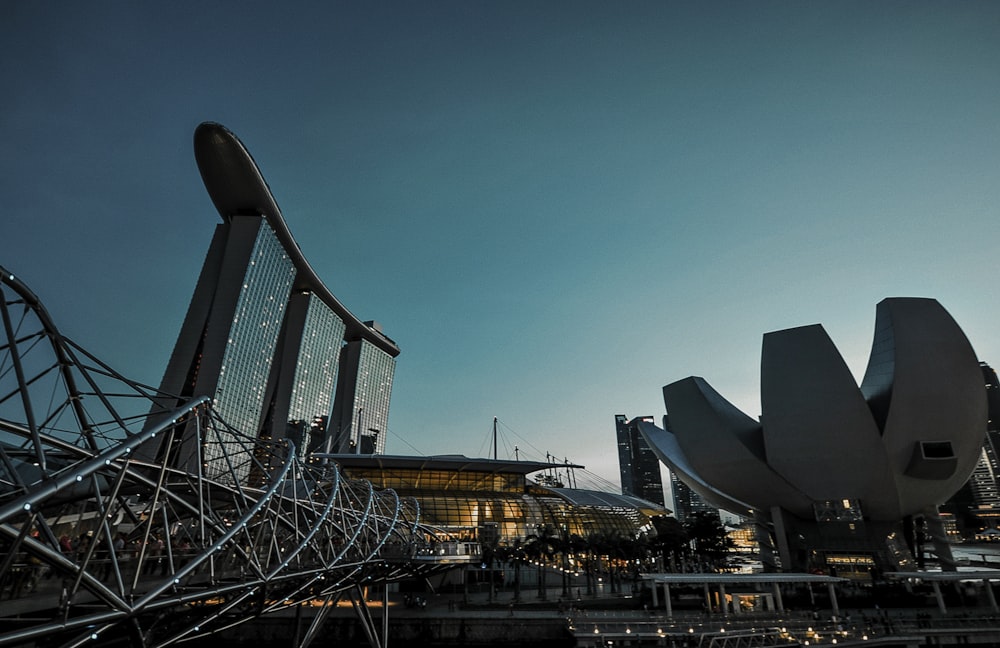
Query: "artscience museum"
638 298 987 577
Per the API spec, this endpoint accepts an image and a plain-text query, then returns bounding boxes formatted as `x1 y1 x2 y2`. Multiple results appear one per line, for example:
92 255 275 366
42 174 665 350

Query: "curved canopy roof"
316 453 573 475
193 122 399 357
545 487 669 516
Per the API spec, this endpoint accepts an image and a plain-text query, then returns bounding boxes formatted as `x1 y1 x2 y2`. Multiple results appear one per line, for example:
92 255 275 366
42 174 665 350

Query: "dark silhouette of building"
615 414 665 506
953 363 1000 530
970 363 1000 506
661 414 718 523
670 472 718 523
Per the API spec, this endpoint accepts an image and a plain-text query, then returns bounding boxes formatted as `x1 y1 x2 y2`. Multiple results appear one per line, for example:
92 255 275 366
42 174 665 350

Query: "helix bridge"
0 267 455 648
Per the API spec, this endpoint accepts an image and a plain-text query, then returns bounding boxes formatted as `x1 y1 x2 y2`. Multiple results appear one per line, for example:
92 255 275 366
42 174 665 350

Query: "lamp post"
355 407 363 454
560 524 570 598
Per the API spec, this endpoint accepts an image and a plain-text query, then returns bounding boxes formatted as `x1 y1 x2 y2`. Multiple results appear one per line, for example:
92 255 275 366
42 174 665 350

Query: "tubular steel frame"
0 268 437 648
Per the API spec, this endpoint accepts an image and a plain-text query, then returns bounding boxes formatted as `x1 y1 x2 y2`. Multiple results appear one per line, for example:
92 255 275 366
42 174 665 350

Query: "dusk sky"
4 2 1000 489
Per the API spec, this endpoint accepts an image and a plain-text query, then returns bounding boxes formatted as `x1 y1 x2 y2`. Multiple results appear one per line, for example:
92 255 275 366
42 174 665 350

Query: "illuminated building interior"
323 454 668 545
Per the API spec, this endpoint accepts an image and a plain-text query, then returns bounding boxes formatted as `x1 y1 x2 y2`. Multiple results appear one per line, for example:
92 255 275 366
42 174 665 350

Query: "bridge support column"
299 592 340 648
382 583 389 648
932 580 947 614
985 579 998 613
350 585 383 648
827 582 840 618
772 582 784 613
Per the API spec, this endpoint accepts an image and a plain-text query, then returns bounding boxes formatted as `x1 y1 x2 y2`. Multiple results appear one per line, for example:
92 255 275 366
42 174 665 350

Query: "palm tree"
581 531 604 595
482 543 497 603
684 511 734 571
493 540 525 602
508 538 525 601
548 526 572 597
522 532 543 598
650 515 689 572
585 531 615 593
568 533 588 598
524 525 559 599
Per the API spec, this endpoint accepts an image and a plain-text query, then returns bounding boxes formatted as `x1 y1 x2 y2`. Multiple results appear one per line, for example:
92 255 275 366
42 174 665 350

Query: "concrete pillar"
924 506 958 572
382 583 389 648
827 582 840 618
651 580 659 608
772 582 785 613
704 583 712 614
771 506 793 571
932 580 947 614
719 583 729 617
665 582 673 619
984 579 998 613
754 510 779 572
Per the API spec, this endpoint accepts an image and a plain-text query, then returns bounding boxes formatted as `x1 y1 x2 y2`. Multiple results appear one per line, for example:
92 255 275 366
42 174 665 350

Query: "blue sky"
4 2 1000 487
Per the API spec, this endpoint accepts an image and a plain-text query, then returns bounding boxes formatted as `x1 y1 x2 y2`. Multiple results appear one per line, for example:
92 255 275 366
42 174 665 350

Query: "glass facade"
151 124 401 487
341 464 657 544
287 294 346 457
615 415 666 506
347 339 395 454
968 447 1000 508
670 472 718 523
968 362 1000 508
208 221 296 482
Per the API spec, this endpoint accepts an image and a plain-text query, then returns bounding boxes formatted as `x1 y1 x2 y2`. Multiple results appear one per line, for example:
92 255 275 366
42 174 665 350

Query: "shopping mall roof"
546 487 669 515
316 453 582 475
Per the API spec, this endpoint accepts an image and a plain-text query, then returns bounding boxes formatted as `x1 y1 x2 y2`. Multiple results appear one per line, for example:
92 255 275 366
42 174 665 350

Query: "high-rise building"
967 362 1000 510
269 292 346 454
669 472 719 523
615 414 666 506
330 330 396 454
144 123 400 483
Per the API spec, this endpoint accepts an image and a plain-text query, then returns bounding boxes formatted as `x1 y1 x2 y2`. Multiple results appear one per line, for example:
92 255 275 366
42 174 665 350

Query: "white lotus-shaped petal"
641 298 986 522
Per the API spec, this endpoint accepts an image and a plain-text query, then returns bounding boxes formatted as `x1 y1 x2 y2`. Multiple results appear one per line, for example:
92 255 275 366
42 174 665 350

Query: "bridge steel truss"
0 268 436 648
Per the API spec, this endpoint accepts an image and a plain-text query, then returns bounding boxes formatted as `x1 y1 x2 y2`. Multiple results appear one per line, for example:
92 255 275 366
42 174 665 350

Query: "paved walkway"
356 587 599 619
373 584 1000 643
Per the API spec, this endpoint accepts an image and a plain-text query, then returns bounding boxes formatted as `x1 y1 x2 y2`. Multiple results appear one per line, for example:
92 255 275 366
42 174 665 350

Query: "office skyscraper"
669 472 719 523
615 414 666 506
330 331 396 454
968 362 1000 509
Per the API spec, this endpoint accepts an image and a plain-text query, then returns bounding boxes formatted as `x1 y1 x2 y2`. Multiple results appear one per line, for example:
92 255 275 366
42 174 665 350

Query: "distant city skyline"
4 2 1000 484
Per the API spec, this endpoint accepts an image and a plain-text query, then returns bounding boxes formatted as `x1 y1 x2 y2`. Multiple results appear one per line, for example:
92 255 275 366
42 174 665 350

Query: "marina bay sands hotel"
147 122 398 481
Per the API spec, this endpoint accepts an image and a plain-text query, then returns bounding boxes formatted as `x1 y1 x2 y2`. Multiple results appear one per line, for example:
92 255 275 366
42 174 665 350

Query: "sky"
3 2 1000 491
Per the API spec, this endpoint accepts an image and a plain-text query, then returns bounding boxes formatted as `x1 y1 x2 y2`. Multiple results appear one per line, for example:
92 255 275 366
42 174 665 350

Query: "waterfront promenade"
395 586 1000 647
198 576 1000 647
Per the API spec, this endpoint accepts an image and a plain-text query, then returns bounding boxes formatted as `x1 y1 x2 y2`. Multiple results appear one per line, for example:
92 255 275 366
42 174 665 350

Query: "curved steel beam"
193 124 399 356
0 268 437 648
